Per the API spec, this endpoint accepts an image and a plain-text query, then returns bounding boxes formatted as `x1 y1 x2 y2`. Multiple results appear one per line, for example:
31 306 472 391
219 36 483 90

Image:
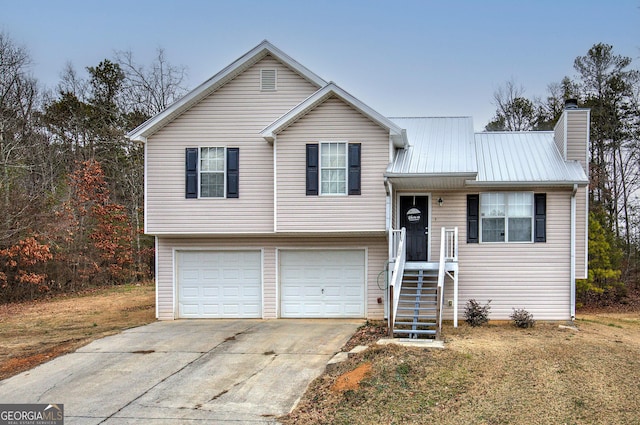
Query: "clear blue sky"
2 0 639 130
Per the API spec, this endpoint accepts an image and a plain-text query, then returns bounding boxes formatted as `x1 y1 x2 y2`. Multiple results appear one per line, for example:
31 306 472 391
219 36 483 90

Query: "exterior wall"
397 188 575 320
566 109 589 170
567 110 589 279
145 55 318 234
155 235 388 320
275 96 390 232
554 112 566 158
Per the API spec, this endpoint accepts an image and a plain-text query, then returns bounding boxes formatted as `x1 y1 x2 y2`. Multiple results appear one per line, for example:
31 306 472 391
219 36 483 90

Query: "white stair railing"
438 227 459 332
388 227 406 333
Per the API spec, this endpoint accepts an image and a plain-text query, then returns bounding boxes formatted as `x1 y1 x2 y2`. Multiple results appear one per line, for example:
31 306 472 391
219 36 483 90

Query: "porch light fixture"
438 197 443 207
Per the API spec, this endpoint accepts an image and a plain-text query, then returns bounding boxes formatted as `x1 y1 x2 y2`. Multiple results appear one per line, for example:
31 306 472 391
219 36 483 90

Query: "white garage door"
178 251 261 318
280 250 365 318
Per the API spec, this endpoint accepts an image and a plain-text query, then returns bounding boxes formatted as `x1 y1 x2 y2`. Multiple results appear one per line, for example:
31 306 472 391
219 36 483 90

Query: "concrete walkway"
0 319 361 424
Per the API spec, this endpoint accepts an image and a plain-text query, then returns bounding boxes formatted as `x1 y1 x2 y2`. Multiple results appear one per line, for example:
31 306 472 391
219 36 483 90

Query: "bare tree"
115 48 188 117
486 80 536 131
0 32 45 243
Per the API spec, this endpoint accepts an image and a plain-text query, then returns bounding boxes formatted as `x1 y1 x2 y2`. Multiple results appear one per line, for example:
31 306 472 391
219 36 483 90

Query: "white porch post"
453 272 459 327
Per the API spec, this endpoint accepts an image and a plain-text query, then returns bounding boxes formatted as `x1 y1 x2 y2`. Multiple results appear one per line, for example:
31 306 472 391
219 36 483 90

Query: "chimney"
554 102 589 171
564 98 579 109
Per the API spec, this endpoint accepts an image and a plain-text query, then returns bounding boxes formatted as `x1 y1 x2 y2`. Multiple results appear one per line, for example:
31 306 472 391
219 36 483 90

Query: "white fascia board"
127 40 327 141
261 82 407 147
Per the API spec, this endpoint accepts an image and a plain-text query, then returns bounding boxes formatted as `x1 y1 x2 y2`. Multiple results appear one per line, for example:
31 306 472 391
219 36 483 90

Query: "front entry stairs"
392 267 438 338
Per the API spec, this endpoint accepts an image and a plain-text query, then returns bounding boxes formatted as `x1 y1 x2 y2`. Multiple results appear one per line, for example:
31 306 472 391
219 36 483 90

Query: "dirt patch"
341 320 388 351
331 362 372 392
282 311 640 425
0 283 155 380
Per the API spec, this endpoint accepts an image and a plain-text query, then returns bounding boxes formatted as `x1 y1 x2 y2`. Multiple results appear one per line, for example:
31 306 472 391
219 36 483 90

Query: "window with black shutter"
348 143 361 195
185 147 240 199
306 144 319 195
534 193 546 242
227 148 239 198
467 194 479 243
185 148 198 199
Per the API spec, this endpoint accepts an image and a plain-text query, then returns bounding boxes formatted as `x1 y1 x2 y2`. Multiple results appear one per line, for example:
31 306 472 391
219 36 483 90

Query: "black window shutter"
467 194 479 243
226 148 239 198
348 143 361 195
185 148 198 199
534 193 546 242
306 144 318 195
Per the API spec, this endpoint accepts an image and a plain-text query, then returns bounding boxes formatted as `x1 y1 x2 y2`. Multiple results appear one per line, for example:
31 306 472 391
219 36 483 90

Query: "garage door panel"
202 304 219 315
202 286 219 297
280 250 365 318
178 251 261 319
243 286 261 297
344 304 363 315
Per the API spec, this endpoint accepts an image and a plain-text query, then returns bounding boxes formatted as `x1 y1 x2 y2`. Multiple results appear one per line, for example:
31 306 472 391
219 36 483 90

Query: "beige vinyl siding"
565 110 589 279
145 55 318 234
566 110 589 170
423 189 574 320
155 235 387 320
554 112 566 158
276 96 389 232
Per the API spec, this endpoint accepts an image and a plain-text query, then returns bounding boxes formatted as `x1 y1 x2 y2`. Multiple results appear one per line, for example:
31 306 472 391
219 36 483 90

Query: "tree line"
0 31 187 301
486 43 640 305
1 32 638 306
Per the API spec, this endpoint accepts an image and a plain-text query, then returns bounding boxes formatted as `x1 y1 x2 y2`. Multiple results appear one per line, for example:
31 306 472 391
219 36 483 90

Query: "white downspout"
384 177 393 320
142 137 148 234
570 184 577 320
273 135 277 233
154 236 159 320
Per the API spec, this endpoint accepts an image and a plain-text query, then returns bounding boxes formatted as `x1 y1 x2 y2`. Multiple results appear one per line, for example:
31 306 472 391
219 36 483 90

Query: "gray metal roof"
473 132 588 185
386 117 588 188
386 117 477 176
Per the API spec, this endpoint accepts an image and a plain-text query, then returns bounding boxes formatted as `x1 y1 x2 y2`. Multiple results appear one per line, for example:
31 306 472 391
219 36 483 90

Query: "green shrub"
464 299 491 327
510 308 535 328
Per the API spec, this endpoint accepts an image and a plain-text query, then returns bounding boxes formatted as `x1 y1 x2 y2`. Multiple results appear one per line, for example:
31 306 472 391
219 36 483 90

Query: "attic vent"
261 69 277 91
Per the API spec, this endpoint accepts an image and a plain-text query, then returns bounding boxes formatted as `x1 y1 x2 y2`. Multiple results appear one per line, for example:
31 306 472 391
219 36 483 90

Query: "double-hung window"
320 142 347 195
185 147 239 199
480 192 534 242
306 142 360 196
200 147 225 198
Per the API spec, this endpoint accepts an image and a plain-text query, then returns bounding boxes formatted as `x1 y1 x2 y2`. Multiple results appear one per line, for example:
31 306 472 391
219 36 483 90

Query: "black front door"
400 196 428 261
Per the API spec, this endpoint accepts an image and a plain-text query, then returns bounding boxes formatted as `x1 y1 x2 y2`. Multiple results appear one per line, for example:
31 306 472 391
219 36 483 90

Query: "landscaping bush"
464 299 491 327
510 308 535 328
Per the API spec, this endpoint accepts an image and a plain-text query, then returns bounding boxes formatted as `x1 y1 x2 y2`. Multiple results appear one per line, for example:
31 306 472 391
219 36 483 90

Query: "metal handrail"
388 227 406 333
438 227 459 331
437 227 447 332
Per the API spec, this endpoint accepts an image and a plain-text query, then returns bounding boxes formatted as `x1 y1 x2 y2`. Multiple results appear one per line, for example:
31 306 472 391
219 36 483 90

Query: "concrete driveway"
0 319 361 424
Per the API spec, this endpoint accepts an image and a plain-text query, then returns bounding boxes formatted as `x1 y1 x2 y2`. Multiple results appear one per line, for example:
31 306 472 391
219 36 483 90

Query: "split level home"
127 40 589 338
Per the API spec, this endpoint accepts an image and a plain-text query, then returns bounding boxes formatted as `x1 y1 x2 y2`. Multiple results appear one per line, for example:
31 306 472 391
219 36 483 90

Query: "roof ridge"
388 116 473 119
475 130 554 134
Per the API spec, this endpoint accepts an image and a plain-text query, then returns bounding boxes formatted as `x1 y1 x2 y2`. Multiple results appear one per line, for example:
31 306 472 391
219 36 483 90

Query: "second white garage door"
177 250 261 318
280 249 365 318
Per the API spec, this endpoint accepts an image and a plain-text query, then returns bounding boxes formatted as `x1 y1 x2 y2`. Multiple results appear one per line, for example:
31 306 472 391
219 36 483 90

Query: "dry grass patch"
0 283 155 380
282 313 640 425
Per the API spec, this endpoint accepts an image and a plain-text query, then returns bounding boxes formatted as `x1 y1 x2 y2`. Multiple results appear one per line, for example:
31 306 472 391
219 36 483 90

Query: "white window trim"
479 191 534 243
198 146 226 199
260 68 277 91
319 141 348 196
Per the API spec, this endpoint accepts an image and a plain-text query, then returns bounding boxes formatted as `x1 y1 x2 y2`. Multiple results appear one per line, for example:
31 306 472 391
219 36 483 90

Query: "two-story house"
128 41 588 337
